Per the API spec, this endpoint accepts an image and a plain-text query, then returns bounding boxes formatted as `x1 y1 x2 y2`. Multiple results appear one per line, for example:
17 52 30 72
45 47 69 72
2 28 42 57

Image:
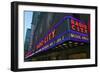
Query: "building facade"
25 12 90 61
24 29 31 57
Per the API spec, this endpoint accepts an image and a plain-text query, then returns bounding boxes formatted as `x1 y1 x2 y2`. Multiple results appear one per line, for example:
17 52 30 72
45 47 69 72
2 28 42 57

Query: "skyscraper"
24 29 31 55
29 12 41 51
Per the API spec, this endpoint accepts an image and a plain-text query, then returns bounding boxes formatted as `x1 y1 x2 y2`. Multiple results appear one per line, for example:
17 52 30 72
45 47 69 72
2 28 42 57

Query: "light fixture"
74 42 78 45
62 43 67 46
69 41 72 44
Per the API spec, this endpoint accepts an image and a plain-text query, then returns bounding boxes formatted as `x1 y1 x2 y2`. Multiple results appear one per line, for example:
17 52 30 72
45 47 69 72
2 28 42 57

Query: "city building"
24 29 31 57
25 12 90 61
29 12 40 51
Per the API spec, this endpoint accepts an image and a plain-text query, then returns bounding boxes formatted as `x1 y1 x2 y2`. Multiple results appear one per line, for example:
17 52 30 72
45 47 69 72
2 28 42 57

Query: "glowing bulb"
63 43 67 46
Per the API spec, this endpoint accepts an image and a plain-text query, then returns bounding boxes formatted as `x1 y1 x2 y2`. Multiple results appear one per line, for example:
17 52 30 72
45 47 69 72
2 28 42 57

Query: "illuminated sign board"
71 18 88 34
36 30 56 49
69 17 89 42
26 16 89 57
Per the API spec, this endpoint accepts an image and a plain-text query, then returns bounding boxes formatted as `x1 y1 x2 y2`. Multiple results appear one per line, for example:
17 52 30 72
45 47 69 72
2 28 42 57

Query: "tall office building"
29 12 41 51
24 29 31 55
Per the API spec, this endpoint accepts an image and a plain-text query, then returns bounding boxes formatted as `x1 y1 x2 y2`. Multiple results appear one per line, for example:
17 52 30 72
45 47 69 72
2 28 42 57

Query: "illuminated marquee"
36 30 56 49
35 16 89 54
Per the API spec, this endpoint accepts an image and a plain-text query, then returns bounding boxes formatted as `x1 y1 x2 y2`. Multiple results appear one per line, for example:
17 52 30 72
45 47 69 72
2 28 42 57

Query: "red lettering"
75 21 79 27
52 30 56 38
36 30 56 49
71 18 88 34
71 19 74 25
71 25 76 30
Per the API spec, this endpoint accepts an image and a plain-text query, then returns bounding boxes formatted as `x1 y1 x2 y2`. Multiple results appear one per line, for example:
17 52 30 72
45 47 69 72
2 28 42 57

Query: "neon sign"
71 19 88 33
36 29 56 49
70 33 89 41
36 16 89 50
26 16 90 58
